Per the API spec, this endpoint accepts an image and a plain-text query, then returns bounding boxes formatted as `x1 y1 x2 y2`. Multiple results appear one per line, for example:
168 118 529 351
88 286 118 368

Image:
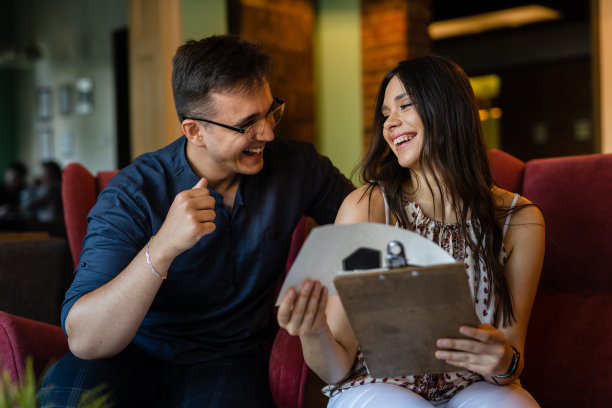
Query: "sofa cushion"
269 328 309 408
522 153 612 292
521 291 612 407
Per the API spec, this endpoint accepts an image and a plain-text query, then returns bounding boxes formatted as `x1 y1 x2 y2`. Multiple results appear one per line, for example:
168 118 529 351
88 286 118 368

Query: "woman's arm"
490 197 545 382
277 185 389 384
435 194 545 384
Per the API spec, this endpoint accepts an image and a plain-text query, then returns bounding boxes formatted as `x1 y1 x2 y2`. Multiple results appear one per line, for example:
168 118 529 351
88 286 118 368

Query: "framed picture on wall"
59 84 73 115
36 87 52 120
38 127 54 160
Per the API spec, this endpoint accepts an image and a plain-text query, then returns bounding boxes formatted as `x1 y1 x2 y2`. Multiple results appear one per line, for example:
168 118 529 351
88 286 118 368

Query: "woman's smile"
391 132 417 151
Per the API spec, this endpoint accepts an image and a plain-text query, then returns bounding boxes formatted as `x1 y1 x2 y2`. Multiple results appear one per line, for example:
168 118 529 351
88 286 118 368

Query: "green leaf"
1 356 113 408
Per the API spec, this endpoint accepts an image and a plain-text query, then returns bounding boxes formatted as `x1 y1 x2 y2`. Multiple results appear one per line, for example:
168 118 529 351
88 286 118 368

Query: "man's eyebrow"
234 112 259 128
233 100 275 127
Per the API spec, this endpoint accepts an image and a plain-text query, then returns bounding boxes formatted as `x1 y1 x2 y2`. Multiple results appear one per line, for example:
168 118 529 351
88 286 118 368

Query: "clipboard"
276 223 457 304
333 262 478 378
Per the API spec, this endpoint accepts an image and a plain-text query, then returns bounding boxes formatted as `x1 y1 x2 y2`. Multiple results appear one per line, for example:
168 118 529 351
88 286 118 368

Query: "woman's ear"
182 120 205 146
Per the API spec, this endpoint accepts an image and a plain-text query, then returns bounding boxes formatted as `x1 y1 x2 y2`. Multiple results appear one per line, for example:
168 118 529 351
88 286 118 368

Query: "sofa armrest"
269 328 309 408
0 311 69 383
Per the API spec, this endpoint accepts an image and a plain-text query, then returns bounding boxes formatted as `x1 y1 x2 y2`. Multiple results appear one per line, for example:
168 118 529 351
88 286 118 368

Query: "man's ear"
182 120 205 146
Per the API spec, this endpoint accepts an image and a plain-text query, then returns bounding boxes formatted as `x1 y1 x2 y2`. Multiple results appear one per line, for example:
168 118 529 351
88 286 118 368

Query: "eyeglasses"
183 97 285 139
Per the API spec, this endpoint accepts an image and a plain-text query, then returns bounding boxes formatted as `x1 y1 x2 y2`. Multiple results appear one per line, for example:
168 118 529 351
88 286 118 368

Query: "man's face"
195 82 276 178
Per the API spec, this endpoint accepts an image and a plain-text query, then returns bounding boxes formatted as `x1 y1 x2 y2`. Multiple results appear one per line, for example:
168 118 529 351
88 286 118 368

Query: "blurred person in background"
0 161 29 220
21 160 63 223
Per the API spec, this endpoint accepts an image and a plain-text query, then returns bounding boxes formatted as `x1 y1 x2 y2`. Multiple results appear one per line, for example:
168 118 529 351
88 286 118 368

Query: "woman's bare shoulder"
492 186 544 225
335 184 387 225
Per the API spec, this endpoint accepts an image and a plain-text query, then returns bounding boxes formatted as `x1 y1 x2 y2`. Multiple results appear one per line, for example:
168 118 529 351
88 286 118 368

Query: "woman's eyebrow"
381 93 409 114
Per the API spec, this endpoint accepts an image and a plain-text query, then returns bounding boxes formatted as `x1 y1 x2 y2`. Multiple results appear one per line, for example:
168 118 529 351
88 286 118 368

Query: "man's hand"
154 178 217 260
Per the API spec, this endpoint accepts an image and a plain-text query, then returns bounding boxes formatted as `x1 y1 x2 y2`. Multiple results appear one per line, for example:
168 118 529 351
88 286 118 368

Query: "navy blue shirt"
61 136 353 364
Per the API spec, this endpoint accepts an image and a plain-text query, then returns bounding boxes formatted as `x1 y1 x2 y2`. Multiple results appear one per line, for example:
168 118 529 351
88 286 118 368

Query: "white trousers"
328 381 540 408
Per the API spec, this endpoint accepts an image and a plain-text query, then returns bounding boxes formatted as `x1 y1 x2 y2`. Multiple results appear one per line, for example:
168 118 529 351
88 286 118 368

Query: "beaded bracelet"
145 236 167 280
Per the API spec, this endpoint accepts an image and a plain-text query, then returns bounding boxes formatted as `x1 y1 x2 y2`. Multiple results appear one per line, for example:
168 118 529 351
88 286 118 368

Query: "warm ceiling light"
429 5 562 40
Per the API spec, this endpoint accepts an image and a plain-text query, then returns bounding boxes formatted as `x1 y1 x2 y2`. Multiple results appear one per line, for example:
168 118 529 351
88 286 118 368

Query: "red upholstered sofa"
2 152 612 408
271 150 612 407
487 150 612 407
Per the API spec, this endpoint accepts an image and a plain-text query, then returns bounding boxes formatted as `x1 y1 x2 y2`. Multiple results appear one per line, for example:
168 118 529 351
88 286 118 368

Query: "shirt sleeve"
60 180 150 333
303 143 355 225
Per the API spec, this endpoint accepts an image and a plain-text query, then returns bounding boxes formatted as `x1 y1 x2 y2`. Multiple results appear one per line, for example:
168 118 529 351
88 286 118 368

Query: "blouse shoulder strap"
375 183 390 226
502 193 520 239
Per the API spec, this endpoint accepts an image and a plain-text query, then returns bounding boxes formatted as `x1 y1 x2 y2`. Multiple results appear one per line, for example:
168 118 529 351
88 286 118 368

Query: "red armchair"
0 311 69 383
62 163 119 268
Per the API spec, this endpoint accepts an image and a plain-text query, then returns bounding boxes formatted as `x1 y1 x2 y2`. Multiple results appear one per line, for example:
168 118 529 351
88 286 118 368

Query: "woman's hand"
277 279 329 337
434 324 514 377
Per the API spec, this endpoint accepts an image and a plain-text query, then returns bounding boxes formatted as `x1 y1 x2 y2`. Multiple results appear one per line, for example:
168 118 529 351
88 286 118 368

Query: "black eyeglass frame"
183 97 285 135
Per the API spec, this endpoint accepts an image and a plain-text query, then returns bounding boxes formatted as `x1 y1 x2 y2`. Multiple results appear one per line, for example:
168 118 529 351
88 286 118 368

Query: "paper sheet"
276 223 455 305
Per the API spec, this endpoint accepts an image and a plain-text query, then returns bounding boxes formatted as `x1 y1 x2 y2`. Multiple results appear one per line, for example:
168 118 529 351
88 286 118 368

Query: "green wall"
182 0 227 41
0 73 18 173
315 0 363 184
0 2 17 172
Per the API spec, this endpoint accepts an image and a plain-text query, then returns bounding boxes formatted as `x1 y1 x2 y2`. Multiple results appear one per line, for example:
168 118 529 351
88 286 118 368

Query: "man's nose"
255 119 275 142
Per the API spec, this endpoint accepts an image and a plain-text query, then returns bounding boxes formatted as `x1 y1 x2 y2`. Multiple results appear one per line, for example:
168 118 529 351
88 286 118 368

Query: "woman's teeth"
393 134 415 146
245 146 264 155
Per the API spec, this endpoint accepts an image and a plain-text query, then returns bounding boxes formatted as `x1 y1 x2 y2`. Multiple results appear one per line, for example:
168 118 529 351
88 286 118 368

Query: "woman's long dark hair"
360 55 515 326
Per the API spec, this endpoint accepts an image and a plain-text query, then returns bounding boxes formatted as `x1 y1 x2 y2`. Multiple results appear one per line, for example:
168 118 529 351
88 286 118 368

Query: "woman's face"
381 75 424 170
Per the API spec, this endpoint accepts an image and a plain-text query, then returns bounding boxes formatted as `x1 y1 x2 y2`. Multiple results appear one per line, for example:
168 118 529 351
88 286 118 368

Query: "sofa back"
489 150 612 407
62 163 119 268
488 150 612 291
522 153 612 292
488 149 526 194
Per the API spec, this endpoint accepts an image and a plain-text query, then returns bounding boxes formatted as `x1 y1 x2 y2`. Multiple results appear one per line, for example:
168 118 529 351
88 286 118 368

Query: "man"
40 35 353 407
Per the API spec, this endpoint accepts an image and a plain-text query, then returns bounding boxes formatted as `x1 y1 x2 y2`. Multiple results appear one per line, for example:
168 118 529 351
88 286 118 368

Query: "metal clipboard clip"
385 240 409 268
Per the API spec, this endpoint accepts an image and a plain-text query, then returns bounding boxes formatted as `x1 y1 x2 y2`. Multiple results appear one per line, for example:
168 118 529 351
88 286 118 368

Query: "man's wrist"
146 236 168 280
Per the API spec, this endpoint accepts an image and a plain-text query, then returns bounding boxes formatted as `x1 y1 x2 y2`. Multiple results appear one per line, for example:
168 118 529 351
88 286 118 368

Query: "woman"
277 55 545 407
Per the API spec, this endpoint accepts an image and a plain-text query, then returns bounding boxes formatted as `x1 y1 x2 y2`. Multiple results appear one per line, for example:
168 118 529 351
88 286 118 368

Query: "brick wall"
231 0 433 148
361 0 431 147
235 0 315 144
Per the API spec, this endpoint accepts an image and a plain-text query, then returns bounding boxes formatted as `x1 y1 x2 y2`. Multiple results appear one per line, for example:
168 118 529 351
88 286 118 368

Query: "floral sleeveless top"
322 196 518 403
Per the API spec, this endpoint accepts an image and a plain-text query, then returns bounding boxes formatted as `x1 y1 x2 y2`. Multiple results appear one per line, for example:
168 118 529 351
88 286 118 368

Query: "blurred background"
0 0 609 236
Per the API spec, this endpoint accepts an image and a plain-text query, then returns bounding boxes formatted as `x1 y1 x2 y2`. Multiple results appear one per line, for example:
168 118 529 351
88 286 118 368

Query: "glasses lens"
268 102 284 129
244 100 285 138
244 120 264 139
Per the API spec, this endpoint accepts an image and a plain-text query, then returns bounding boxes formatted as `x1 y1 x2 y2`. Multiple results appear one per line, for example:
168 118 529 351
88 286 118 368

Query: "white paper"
276 223 455 305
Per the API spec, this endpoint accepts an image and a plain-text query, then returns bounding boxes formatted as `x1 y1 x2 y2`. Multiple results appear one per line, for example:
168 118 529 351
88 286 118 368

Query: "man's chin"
238 160 264 176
